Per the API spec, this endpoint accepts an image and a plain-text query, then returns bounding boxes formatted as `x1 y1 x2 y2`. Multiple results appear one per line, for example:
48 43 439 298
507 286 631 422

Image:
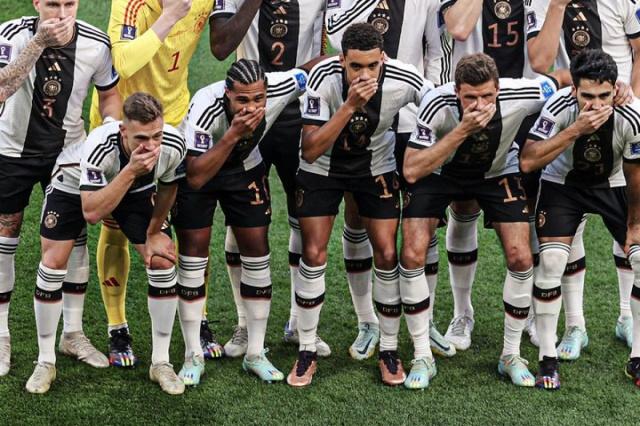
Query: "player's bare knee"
374 246 397 269
505 247 533 272
302 246 327 266
40 253 68 271
149 256 175 270
450 200 481 216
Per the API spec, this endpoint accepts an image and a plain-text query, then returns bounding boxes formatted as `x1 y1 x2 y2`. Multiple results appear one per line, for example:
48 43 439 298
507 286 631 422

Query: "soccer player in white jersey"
0 0 121 377
521 49 640 390
208 0 331 359
323 0 455 360
525 0 640 360
288 23 433 388
175 59 311 383
402 53 573 387
28 93 187 395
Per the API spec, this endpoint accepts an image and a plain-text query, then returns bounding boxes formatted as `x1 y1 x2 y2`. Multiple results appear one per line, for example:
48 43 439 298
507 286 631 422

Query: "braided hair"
225 59 267 90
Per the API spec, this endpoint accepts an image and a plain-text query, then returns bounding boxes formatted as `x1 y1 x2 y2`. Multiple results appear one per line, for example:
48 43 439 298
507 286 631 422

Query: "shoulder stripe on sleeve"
77 29 111 49
77 23 111 47
385 71 423 92
326 0 378 35
617 106 640 135
547 94 573 114
267 80 296 97
128 0 147 26
163 132 187 157
499 87 540 94
548 96 577 115
87 133 119 167
124 0 145 26
2 18 36 40
267 78 296 93
195 101 224 129
308 61 342 90
419 97 449 123
385 64 424 88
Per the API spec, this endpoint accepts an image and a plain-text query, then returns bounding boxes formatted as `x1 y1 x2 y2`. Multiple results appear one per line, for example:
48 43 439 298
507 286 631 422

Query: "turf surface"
0 2 637 425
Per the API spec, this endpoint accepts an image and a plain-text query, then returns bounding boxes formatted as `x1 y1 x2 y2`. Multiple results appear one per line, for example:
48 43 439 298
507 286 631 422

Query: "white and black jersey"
409 75 558 179
50 121 186 196
324 0 447 134
440 0 536 79
301 57 432 178
0 17 118 159
211 0 325 72
183 69 307 176
527 0 640 84
528 88 640 188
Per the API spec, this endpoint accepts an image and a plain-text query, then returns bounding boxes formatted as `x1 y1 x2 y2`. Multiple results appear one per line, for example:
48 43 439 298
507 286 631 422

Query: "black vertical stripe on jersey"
22 27 78 158
257 0 300 72
366 0 406 59
565 114 614 188
220 99 267 172
441 100 504 178
562 0 602 60
481 0 524 78
328 67 385 177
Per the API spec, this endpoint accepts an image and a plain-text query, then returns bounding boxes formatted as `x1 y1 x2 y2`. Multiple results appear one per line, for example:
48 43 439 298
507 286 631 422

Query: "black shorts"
535 180 627 245
0 154 57 214
295 170 401 219
172 163 271 229
110 189 171 245
40 188 86 241
258 110 301 217
403 172 529 223
394 133 411 189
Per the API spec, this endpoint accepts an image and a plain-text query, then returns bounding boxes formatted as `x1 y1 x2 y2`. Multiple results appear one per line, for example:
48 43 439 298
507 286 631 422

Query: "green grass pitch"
0 1 637 424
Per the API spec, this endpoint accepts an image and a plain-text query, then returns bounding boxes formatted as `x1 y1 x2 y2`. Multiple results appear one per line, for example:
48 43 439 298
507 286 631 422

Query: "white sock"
62 235 89 334
534 243 571 360
35 263 66 364
0 236 19 338
425 235 439 322
225 227 246 328
343 225 377 325
614 241 633 321
147 267 178 365
177 255 207 358
562 219 586 329
295 260 326 352
627 246 640 358
288 217 301 330
502 268 534 357
446 210 480 318
373 266 401 352
399 265 432 360
240 254 272 358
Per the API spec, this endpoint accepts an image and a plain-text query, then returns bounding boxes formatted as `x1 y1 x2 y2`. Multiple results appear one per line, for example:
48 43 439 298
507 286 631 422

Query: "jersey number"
499 176 526 203
271 42 285 67
168 51 180 72
487 21 520 48
42 98 56 118
375 175 393 199
248 178 270 205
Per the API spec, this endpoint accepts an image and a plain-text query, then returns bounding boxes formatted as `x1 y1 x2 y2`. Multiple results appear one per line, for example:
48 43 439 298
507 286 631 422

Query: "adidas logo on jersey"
48 62 61 72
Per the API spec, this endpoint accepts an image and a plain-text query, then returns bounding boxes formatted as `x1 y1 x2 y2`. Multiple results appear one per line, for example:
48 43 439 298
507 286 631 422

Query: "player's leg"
223 228 248 357
0 210 22 377
344 193 378 360
614 239 634 348
626 245 640 387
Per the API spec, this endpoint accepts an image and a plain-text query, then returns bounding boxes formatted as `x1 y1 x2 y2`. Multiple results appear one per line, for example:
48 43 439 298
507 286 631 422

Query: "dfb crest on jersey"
306 96 320 115
571 26 590 47
43 76 62 96
86 169 104 185
295 188 304 208
349 114 369 136
44 211 59 229
494 1 511 20
471 132 490 153
0 45 11 62
534 117 555 137
194 132 211 150
270 19 289 38
121 25 137 40
537 210 546 228
584 137 602 163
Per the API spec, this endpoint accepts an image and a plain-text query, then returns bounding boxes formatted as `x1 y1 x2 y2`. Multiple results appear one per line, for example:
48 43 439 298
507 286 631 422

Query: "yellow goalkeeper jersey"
89 0 214 129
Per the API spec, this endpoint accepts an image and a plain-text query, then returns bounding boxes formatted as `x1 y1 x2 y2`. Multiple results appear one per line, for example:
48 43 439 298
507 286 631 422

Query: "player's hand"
127 144 160 177
144 232 176 268
614 81 634 107
573 102 612 135
161 0 192 22
35 16 75 48
346 77 378 110
459 101 496 135
229 107 265 140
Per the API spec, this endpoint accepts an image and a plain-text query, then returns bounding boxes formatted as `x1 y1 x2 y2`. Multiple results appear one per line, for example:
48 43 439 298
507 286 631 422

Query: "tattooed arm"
0 16 75 103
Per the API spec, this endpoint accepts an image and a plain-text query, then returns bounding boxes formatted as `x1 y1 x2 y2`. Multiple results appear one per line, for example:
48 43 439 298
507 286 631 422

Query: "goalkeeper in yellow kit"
88 0 222 367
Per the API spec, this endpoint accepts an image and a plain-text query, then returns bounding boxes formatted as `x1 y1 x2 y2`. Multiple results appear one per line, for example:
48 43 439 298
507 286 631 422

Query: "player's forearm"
301 105 356 164
186 134 239 189
527 3 566 74
520 129 579 173
443 0 483 41
0 35 47 103
403 127 467 183
81 168 136 224
147 183 177 235
209 0 262 60
98 88 122 121
111 30 163 79
630 55 640 96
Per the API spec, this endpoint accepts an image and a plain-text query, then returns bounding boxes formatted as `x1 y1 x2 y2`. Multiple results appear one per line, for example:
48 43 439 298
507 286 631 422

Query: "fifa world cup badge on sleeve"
121 25 137 40
416 125 434 145
307 96 320 116
526 12 537 30
631 142 640 155
535 117 555 137
327 0 341 9
195 132 212 150
0 45 11 62
214 0 225 11
86 169 105 185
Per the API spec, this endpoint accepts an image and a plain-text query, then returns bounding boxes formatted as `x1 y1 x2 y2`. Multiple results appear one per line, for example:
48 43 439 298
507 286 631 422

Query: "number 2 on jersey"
271 42 285 66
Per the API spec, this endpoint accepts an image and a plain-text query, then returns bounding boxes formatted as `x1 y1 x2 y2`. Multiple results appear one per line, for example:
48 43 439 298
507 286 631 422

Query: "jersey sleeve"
183 87 222 157
525 0 547 40
0 19 30 69
301 63 333 126
624 1 640 39
325 0 378 50
408 90 448 150
527 90 573 142
267 68 308 104
621 102 640 162
79 129 114 191
424 1 445 85
439 0 458 14
210 0 239 19
501 75 559 117
92 43 119 91
158 128 187 184
107 0 164 80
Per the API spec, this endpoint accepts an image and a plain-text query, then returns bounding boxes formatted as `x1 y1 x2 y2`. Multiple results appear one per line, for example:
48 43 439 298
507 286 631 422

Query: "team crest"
194 132 211 150
0 45 11 62
571 28 590 48
44 211 59 229
270 20 289 38
494 1 512 20
121 25 136 40
537 210 546 228
534 117 555 137
349 114 369 135
370 15 390 35
295 189 304 208
471 133 490 153
584 140 602 163
43 77 62 96
306 96 320 115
